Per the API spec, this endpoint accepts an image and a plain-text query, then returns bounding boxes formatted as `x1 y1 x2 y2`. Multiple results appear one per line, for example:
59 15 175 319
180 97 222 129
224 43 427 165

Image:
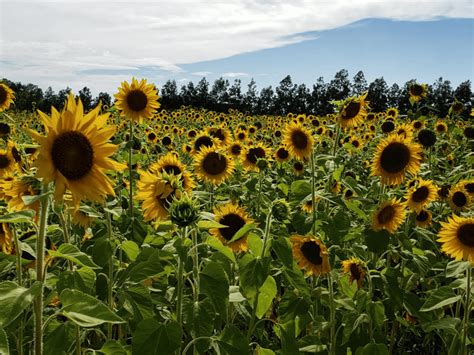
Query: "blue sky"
1 1 472 94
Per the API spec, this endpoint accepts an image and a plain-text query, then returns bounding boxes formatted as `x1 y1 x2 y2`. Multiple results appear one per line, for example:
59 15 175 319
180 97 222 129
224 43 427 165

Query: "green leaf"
290 180 312 203
229 286 246 303
0 327 9 355
445 260 470 278
198 220 227 229
365 229 391 253
355 343 389 355
183 298 215 343
125 249 163 283
228 222 256 243
271 237 293 268
281 266 311 298
256 346 275 355
0 281 41 327
277 182 289 196
92 238 114 267
99 340 130 355
214 325 249 354
132 319 182 355
120 240 139 262
254 276 277 319
422 316 461 334
60 289 125 327
344 200 367 220
420 286 462 312
44 321 75 354
49 243 99 269
0 210 36 223
21 190 52 206
368 301 385 327
239 255 270 296
247 232 263 256
200 261 229 318
205 236 236 263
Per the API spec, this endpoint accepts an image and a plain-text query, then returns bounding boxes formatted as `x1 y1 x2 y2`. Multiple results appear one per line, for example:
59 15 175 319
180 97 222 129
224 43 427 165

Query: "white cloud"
0 0 472 94
222 72 249 78
191 71 212 77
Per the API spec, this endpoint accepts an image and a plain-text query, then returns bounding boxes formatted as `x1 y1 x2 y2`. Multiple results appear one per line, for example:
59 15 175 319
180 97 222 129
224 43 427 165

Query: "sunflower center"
300 241 323 266
195 136 213 151
452 191 467 207
380 142 410 174
277 148 289 160
0 123 10 135
350 263 362 280
163 164 182 176
416 210 429 222
457 223 474 247
162 136 172 146
294 161 304 171
202 152 227 176
377 205 395 224
465 183 474 193
0 86 6 105
211 128 225 142
51 131 94 180
247 147 265 164
291 130 308 150
412 186 429 203
343 102 361 119
219 213 246 241
126 90 148 112
231 144 241 155
410 84 424 96
0 154 10 169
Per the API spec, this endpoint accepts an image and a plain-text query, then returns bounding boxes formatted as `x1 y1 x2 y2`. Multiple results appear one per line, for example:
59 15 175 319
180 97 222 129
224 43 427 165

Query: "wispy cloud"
191 71 212 76
1 0 472 93
222 72 249 78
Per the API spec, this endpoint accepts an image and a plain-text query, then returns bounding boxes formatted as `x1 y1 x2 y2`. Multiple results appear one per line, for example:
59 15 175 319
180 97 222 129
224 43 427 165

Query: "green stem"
181 337 212 355
310 152 317 235
367 270 374 343
332 124 341 157
76 325 81 355
106 212 114 339
12 227 23 355
191 228 199 355
256 171 263 216
176 227 187 335
328 272 336 355
129 120 134 235
34 184 51 355
462 266 472 355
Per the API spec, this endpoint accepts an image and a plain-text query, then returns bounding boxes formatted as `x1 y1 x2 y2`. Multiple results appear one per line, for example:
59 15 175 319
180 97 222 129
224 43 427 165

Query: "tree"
180 82 197 107
431 78 453 117
454 80 472 118
160 80 180 110
387 83 401 108
367 77 389 112
310 77 332 115
195 78 210 109
256 86 275 114
242 79 258 113
351 70 368 96
228 79 243 111
94 92 112 109
78 87 93 112
209 77 230 111
274 75 296 115
293 84 310 114
327 69 350 102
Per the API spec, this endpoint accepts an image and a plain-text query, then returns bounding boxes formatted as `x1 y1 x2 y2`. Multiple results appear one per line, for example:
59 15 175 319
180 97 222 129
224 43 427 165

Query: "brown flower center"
202 152 227 176
219 213 245 241
0 154 10 169
350 263 362 280
300 241 323 265
51 131 93 180
231 144 241 155
410 84 424 96
163 164 182 176
194 136 213 151
277 148 289 160
377 205 395 224
452 191 467 207
416 210 429 222
126 90 148 112
0 86 7 105
411 186 429 203
342 101 361 119
380 142 410 174
246 147 265 165
291 130 308 150
0 122 10 135
457 223 474 247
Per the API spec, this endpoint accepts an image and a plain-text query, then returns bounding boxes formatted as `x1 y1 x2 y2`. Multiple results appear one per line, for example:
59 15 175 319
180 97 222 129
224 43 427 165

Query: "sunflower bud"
169 194 200 227
272 199 290 222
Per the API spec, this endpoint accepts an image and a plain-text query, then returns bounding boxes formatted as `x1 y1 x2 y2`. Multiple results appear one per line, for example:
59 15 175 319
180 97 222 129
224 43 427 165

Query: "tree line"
2 70 472 117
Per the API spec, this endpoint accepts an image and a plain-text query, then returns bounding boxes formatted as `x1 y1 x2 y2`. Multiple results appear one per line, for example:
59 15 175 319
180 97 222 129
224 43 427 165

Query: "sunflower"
408 83 428 104
192 133 215 154
415 209 432 228
338 92 369 129
150 153 195 191
396 123 414 140
136 170 182 221
435 121 448 134
283 122 314 160
210 202 253 253
372 198 406 234
0 222 13 254
0 83 15 112
438 215 474 264
275 146 290 163
341 258 366 288
459 179 474 196
386 107 399 119
0 145 16 178
0 122 11 138
0 176 41 216
28 93 125 203
293 160 305 175
228 142 243 159
207 126 231 146
290 235 331 276
449 100 464 115
405 179 437 212
114 78 160 123
371 134 422 186
448 186 471 213
242 143 270 172
193 147 234 185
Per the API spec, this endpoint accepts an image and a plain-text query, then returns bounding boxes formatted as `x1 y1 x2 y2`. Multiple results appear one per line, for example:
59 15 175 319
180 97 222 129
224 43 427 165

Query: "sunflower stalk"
190 227 199 355
328 272 336 355
12 227 24 355
106 211 114 339
34 183 51 355
462 265 472 355
128 119 134 236
176 226 187 348
310 151 317 235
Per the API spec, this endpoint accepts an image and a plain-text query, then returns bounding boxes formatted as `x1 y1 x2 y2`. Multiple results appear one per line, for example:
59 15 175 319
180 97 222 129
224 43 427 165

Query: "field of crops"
0 79 472 355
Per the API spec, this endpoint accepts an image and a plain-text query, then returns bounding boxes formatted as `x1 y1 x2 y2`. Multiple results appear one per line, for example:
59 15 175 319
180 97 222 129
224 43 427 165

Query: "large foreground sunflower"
338 92 369 129
282 122 314 160
114 78 160 123
405 179 437 212
438 215 474 264
372 198 406 234
341 257 366 288
290 235 331 276
371 134 422 186
29 94 125 203
193 147 235 185
0 83 15 112
210 202 253 252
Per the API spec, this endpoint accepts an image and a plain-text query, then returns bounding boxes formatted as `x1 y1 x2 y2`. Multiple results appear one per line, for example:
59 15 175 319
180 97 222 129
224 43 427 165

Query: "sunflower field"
0 79 472 355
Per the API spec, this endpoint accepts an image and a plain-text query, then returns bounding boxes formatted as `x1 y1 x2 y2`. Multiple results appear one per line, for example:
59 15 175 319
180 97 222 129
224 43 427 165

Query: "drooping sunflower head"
448 186 471 213
371 135 422 186
28 93 125 203
114 78 160 123
449 100 464 115
341 257 366 288
193 146 235 185
210 202 253 253
150 153 195 191
242 143 270 172
338 92 369 129
438 215 474 264
408 83 428 104
282 122 314 160
405 179 437 212
290 235 331 276
0 175 41 216
0 222 13 255
372 198 406 234
415 209 432 228
0 83 15 112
